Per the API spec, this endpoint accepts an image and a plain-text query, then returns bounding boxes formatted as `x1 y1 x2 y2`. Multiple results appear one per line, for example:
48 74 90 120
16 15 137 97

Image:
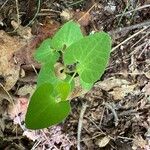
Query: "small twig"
117 136 133 141
69 71 77 84
77 102 87 150
111 26 150 52
31 139 42 150
99 107 105 127
116 4 150 17
84 116 106 135
25 0 41 27
77 3 97 23
104 102 119 126
41 130 59 150
109 20 150 35
15 0 20 27
68 0 84 7
0 0 9 9
131 33 149 48
0 83 24 130
117 1 130 26
31 64 38 76
0 83 13 103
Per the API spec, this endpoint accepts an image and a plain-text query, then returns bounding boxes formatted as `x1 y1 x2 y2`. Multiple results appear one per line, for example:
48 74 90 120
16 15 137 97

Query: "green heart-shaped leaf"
34 38 59 63
51 21 83 50
64 32 111 86
25 83 71 129
80 78 93 90
37 61 59 87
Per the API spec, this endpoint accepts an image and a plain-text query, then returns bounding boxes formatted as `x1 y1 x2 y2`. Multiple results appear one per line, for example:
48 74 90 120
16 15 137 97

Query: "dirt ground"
0 0 150 149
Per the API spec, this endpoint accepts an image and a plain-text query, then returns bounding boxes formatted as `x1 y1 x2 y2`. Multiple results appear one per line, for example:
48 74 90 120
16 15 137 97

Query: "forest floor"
0 0 150 149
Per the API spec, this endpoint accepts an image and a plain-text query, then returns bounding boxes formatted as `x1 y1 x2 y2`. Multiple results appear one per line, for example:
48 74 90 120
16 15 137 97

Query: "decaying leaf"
7 97 28 124
17 84 36 96
0 30 25 90
60 9 74 22
132 135 149 150
110 84 137 100
96 77 137 100
95 136 110 148
11 20 32 39
95 77 130 91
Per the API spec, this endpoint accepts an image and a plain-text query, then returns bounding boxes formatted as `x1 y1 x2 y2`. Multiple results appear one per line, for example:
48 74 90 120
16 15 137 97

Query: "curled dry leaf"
96 77 137 100
95 136 110 148
60 9 74 22
7 97 28 124
54 62 66 80
0 30 25 90
109 84 137 100
11 20 32 39
132 135 149 150
17 84 36 97
95 77 130 91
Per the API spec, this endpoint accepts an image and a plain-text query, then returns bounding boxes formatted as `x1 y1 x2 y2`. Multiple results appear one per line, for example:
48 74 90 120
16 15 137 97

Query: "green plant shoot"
25 21 111 129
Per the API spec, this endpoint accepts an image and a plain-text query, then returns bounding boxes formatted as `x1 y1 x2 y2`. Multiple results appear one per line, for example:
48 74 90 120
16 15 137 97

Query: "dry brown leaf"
110 84 137 100
0 30 25 90
95 77 130 91
17 84 36 96
60 9 74 22
132 135 148 150
95 136 110 148
7 97 28 123
74 11 91 27
11 20 32 39
95 77 137 100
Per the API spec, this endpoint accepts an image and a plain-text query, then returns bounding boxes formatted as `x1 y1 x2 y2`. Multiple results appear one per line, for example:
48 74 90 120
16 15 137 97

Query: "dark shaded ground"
0 0 150 149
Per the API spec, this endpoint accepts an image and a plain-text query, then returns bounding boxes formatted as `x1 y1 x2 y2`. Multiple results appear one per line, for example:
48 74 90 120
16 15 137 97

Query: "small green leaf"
25 83 70 129
64 32 111 86
54 81 71 101
36 51 60 87
51 21 83 50
34 38 59 63
37 61 59 87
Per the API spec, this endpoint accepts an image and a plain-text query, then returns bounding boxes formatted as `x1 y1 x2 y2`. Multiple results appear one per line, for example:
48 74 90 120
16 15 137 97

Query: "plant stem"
69 71 77 83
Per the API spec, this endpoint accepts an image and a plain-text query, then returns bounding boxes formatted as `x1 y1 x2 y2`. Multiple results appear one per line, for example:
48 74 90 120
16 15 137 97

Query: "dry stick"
131 33 149 48
111 25 150 52
84 116 106 135
116 4 150 17
31 139 42 150
99 107 105 127
41 130 59 150
77 102 87 150
104 103 119 126
77 3 97 23
0 0 9 9
31 64 38 76
109 20 150 35
15 0 20 27
0 83 24 130
26 0 41 27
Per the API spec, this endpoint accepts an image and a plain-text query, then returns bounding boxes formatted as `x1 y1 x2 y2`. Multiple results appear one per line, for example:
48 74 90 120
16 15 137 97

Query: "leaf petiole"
69 71 77 84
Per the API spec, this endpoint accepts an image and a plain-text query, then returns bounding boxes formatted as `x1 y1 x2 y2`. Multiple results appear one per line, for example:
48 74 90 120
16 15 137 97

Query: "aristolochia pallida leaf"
51 21 83 50
64 32 111 88
25 83 71 129
37 60 59 87
34 38 59 63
